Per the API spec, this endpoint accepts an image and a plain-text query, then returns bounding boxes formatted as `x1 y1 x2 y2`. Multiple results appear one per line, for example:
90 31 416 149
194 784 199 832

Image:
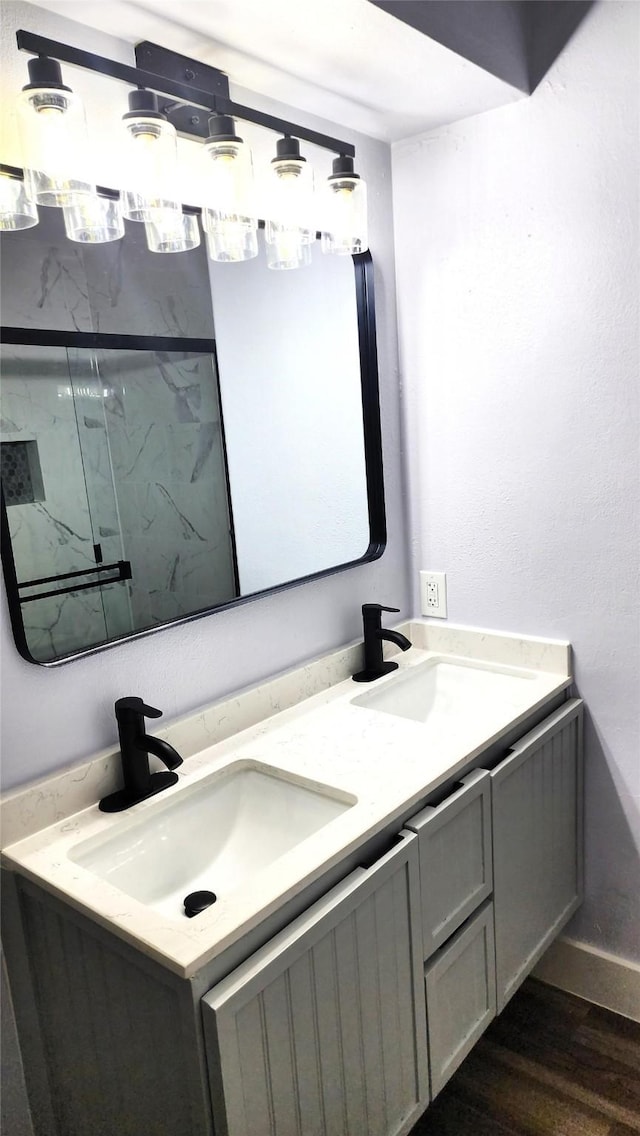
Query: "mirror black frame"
0 251 386 666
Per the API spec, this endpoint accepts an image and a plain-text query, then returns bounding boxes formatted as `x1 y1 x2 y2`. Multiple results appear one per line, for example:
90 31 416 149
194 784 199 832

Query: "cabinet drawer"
424 902 496 1098
406 769 492 957
202 832 429 1136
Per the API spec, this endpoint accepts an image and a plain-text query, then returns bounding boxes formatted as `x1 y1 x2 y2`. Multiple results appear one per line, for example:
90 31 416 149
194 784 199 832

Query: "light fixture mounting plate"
134 41 230 140
134 41 230 99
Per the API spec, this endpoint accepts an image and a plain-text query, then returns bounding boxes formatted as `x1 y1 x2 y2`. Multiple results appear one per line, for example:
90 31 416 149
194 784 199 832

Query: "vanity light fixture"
121 89 179 223
8 32 370 263
17 55 94 207
201 114 258 262
265 136 315 271
0 168 38 230
321 155 368 256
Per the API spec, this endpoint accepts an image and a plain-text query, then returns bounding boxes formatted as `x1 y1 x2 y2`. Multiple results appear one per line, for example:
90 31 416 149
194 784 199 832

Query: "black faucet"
353 604 412 682
99 697 183 813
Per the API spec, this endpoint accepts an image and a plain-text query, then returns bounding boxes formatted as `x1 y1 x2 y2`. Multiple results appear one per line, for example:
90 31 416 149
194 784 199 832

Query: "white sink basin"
71 761 355 919
351 657 537 725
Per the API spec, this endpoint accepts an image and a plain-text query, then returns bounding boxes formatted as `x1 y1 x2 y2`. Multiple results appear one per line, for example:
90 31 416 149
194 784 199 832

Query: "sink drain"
184 890 217 918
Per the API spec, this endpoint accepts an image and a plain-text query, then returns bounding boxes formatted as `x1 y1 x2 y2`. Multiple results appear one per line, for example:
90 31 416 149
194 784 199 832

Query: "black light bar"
16 29 356 158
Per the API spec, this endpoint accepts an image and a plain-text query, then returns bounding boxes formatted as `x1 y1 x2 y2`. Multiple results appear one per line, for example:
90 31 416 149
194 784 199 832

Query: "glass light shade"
265 228 312 271
265 156 315 245
321 175 368 256
144 210 200 253
0 171 38 230
121 116 179 222
63 193 124 243
201 133 258 261
17 87 94 207
205 222 258 263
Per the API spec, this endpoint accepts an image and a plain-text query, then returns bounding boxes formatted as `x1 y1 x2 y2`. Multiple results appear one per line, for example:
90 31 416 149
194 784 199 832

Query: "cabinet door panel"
332 914 369 1132
287 951 327 1136
202 832 429 1136
406 769 492 957
491 699 583 1011
424 902 496 1098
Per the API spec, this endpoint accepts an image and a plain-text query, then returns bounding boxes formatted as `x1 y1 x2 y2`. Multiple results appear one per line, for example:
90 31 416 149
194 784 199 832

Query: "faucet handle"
362 603 400 616
115 696 163 720
141 702 163 719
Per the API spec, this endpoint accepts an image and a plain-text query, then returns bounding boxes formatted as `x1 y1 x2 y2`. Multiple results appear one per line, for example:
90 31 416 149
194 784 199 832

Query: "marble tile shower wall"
0 208 215 337
93 348 236 630
0 346 115 661
0 210 237 659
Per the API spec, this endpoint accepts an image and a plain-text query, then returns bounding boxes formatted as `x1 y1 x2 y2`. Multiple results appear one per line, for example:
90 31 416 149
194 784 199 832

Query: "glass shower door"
80 344 238 634
0 342 128 661
67 346 134 644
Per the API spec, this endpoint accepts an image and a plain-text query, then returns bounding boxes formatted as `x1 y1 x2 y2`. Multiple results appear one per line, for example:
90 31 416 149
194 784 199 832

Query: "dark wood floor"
410 978 640 1135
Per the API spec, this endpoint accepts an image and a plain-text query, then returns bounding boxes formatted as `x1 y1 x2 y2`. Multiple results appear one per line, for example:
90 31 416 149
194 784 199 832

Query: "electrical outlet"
420 571 447 618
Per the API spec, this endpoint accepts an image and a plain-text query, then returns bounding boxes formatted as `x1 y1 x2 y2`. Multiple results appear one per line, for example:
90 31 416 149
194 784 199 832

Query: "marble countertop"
1 621 572 978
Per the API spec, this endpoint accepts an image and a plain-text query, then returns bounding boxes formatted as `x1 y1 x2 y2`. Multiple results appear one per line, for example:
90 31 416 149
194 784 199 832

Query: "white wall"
0 1 409 790
393 0 640 966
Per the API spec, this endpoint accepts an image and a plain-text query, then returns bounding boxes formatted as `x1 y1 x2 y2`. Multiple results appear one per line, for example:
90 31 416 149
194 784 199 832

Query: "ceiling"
30 0 528 142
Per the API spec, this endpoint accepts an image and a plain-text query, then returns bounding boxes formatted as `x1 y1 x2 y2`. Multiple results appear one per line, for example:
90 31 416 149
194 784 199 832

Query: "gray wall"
392 0 640 967
0 1 408 789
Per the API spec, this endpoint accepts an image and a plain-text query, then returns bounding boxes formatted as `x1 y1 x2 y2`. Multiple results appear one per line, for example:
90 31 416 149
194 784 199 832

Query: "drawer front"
424 902 496 1098
407 769 492 957
202 832 429 1136
491 699 584 1011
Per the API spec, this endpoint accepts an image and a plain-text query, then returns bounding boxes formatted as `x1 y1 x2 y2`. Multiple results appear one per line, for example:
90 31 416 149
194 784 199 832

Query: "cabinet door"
406 769 492 957
202 832 429 1136
491 698 584 1012
424 901 496 1098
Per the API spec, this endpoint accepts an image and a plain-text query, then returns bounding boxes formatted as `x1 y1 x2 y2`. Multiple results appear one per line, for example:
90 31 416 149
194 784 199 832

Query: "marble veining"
1 622 571 978
0 215 92 333
82 219 215 339
155 352 206 423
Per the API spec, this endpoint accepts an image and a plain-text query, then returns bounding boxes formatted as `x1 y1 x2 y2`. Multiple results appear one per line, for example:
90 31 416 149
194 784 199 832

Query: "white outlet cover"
420 571 447 618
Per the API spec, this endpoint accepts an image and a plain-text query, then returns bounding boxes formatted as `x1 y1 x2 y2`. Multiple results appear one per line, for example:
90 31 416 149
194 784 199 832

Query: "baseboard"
533 936 640 1023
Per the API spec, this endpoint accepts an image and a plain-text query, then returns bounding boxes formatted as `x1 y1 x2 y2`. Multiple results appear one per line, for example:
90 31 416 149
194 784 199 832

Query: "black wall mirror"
0 199 385 665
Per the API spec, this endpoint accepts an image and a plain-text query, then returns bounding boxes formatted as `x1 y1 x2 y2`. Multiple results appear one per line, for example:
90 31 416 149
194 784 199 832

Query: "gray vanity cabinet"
3 698 583 1136
404 698 583 1100
201 831 430 1136
491 698 584 1011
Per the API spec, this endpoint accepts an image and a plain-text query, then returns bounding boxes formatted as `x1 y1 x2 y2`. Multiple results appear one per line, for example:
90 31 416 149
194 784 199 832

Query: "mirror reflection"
1 342 236 661
0 205 380 663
